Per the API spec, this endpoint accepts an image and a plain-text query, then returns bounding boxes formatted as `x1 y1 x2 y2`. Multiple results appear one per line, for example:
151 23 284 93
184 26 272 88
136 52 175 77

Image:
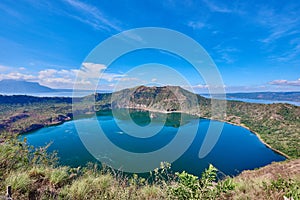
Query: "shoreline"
214 119 290 159
18 107 290 159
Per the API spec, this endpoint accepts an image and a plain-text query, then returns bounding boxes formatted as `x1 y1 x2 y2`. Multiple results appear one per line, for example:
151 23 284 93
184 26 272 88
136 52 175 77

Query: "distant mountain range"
203 92 300 102
0 79 55 93
0 79 111 94
1 79 299 103
225 92 300 102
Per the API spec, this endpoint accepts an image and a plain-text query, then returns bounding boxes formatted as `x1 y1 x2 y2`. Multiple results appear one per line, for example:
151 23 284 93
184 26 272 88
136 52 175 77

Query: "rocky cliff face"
96 85 208 113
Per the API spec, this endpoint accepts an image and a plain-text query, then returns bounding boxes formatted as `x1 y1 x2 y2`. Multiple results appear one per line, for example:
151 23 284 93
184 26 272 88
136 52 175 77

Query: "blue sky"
0 0 299 92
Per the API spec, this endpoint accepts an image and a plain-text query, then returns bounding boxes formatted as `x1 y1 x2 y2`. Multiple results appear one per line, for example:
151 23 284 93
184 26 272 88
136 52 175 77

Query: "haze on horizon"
0 0 299 93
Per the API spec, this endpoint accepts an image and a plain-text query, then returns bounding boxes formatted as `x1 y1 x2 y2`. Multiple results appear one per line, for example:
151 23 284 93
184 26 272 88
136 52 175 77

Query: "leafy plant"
199 164 217 189
171 171 200 199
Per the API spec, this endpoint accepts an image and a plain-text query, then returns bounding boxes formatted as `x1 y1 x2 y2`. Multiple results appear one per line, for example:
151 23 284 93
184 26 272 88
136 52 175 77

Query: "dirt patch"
237 159 300 181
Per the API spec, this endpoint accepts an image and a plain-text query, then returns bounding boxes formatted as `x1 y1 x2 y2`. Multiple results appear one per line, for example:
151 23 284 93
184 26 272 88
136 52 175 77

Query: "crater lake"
20 109 285 177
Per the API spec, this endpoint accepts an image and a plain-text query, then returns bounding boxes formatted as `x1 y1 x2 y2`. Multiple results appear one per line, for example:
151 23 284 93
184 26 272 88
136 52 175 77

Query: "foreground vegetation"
0 137 299 199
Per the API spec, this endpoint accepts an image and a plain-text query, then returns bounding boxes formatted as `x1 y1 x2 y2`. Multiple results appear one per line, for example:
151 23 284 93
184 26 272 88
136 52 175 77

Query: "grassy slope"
228 158 300 199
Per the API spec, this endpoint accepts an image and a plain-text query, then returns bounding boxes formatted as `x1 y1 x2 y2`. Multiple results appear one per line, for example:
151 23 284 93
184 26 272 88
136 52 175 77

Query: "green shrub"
216 177 235 193
263 177 300 199
129 173 146 187
138 185 166 199
169 164 233 199
60 176 93 200
0 138 30 177
48 167 70 186
5 171 31 193
60 173 113 200
171 171 200 199
92 174 113 193
199 164 217 189
30 142 58 166
28 166 46 178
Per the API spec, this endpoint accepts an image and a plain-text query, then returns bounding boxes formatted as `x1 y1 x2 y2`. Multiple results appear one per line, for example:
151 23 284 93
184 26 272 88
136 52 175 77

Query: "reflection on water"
21 109 285 177
97 108 198 128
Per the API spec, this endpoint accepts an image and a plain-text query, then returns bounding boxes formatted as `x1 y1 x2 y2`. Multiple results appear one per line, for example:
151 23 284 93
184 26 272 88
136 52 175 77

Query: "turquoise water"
21 110 285 177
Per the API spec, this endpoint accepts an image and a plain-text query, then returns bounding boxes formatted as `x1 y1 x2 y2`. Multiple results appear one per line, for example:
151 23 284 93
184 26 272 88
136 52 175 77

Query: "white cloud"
37 68 76 88
42 77 73 84
114 77 140 82
0 72 36 81
38 69 58 79
269 78 300 86
78 63 106 78
77 62 123 82
192 84 209 89
0 62 147 90
188 84 227 94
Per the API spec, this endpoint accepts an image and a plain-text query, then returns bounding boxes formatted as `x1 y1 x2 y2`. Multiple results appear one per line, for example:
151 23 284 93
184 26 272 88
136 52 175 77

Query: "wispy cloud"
0 2 24 20
202 0 232 13
253 4 300 63
0 65 11 72
187 21 205 29
269 78 300 86
62 0 122 32
257 8 300 44
213 43 239 64
268 38 300 63
157 50 184 60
